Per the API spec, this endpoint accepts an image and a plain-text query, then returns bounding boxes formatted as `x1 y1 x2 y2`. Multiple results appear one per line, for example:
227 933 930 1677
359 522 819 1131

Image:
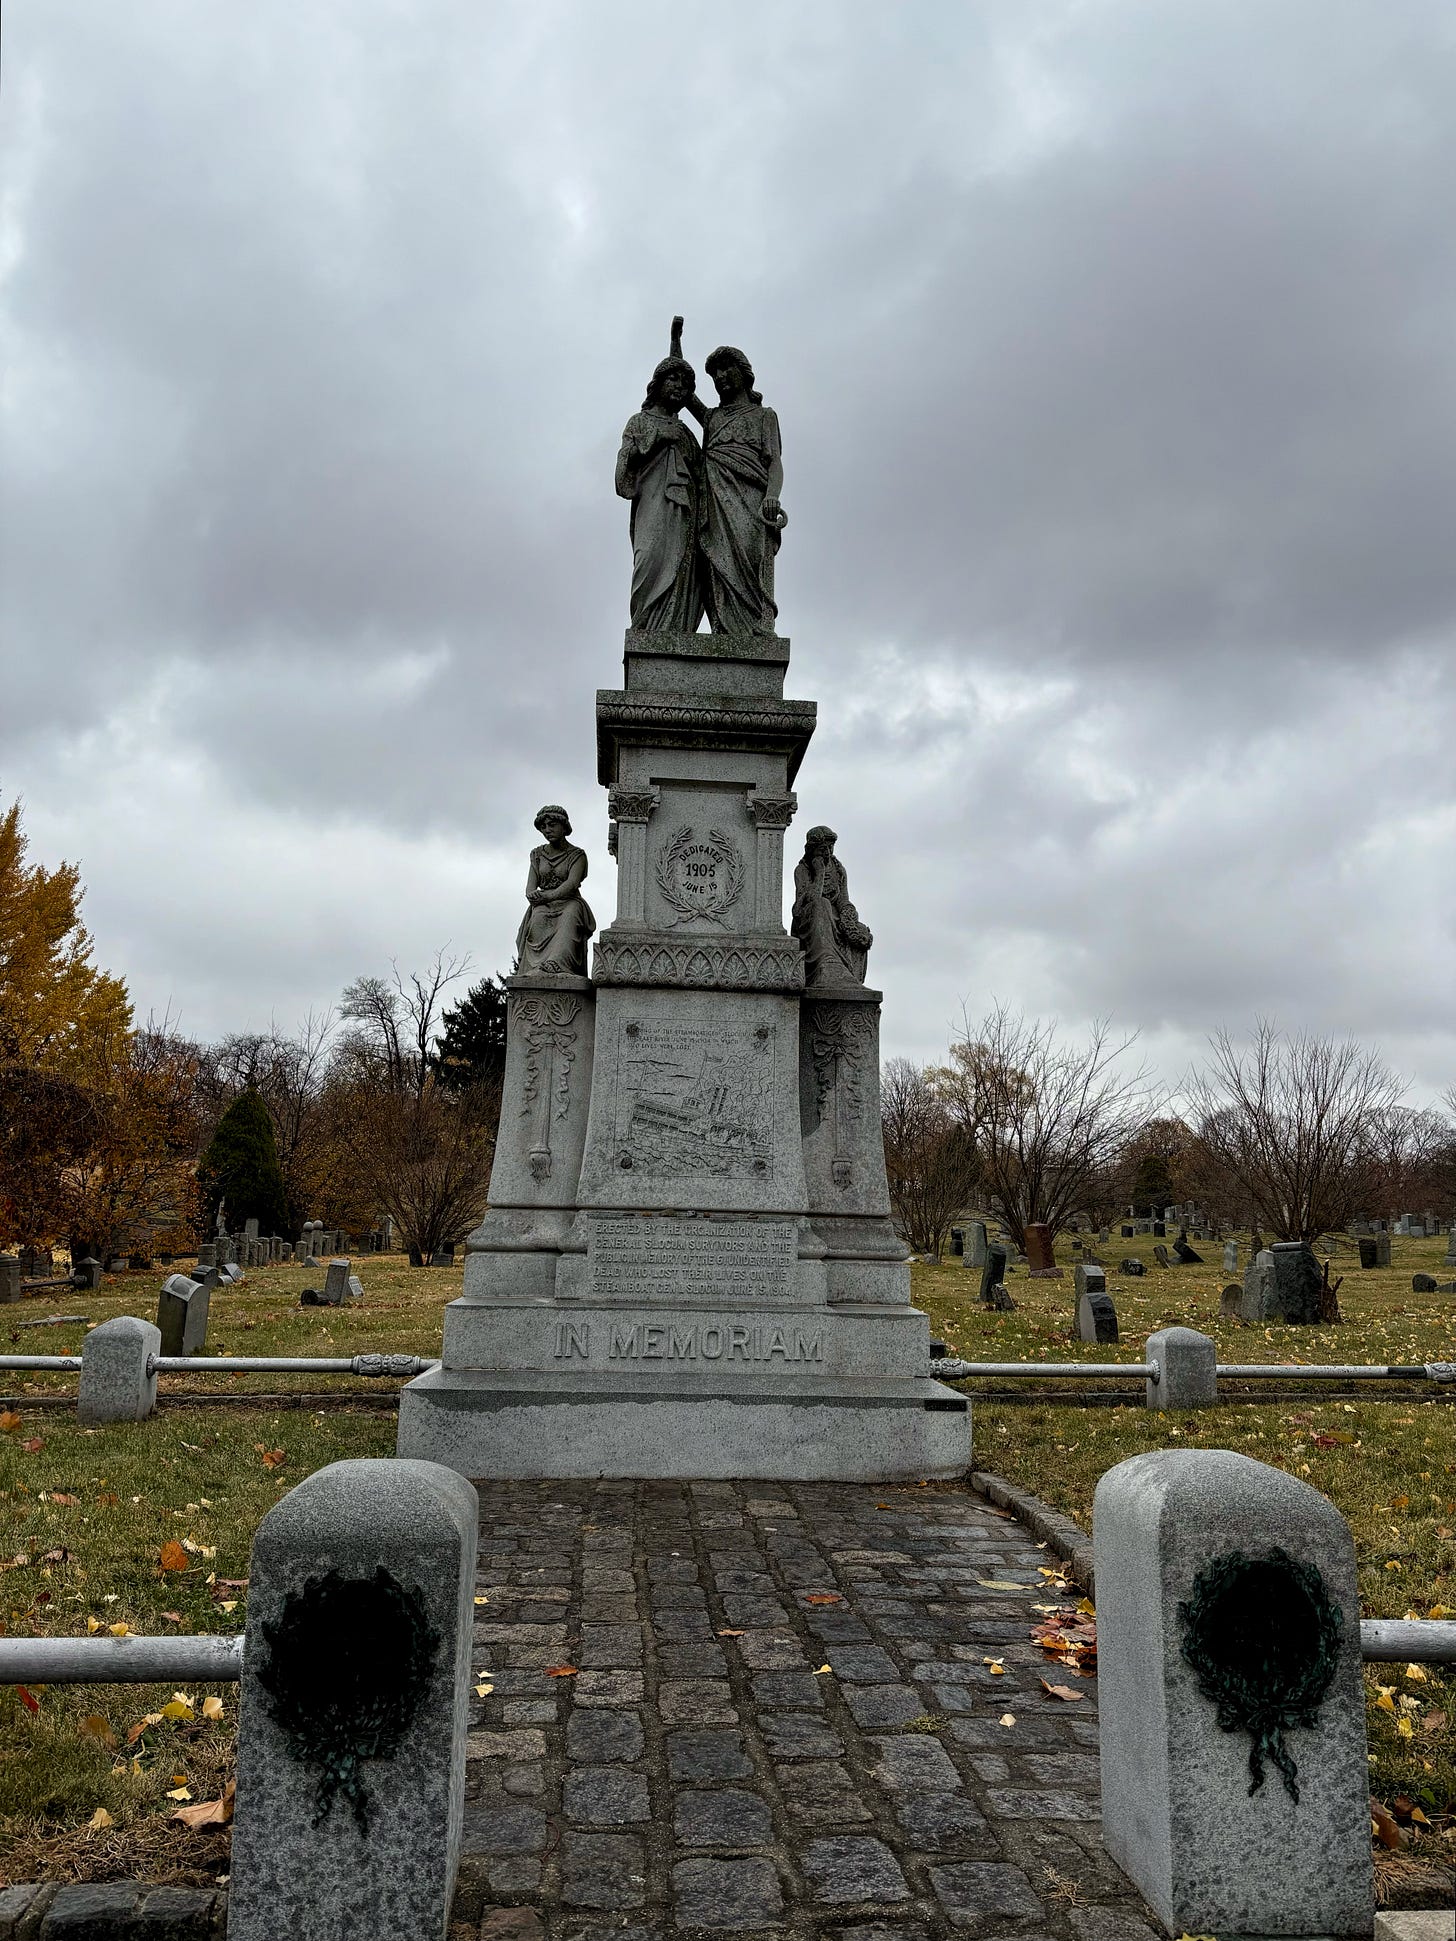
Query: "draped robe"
699 402 782 636
616 410 704 633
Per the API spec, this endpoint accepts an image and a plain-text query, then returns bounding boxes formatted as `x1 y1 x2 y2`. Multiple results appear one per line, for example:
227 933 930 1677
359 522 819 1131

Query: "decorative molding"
516 994 581 1181
808 1003 873 1189
594 935 804 991
608 784 660 824
655 825 745 927
747 791 798 830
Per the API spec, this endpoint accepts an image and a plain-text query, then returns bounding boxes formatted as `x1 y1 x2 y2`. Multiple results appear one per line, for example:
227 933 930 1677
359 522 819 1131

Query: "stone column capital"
608 785 660 824
747 791 798 830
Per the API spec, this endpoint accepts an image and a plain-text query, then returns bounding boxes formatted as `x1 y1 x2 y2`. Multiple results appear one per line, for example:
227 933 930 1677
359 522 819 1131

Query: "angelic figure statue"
618 318 784 637
791 826 872 987
615 320 705 633
514 805 596 977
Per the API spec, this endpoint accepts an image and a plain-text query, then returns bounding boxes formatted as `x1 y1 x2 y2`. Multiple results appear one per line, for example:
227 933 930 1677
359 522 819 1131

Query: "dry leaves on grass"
172 1779 235 1830
0 1410 22 1433
159 1541 190 1573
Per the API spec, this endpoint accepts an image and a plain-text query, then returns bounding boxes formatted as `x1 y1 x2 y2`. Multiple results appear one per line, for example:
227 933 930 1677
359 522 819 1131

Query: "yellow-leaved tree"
0 796 135 1251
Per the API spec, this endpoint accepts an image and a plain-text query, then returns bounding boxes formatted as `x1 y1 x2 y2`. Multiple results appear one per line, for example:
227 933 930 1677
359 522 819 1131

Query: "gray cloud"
3 0 1454 1101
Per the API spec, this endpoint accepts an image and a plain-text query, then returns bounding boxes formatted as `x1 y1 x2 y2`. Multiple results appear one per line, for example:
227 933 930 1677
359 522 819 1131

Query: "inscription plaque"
552 1315 823 1366
612 1019 775 1179
588 1214 796 1304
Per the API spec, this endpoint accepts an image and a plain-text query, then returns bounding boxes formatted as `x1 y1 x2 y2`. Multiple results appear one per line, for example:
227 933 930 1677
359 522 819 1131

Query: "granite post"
78 1316 159 1424
1094 1449 1373 1937
0 1257 20 1304
964 1219 987 1268
1145 1327 1217 1409
228 1459 479 1941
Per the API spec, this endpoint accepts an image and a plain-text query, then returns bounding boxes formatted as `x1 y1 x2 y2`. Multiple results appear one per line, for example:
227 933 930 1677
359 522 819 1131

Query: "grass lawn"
1 1235 1452 1888
918 1228 1456 1881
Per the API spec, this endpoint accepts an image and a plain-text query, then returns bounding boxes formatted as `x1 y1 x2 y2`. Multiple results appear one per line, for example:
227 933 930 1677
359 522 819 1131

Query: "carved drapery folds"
808 1003 872 1188
518 994 582 1182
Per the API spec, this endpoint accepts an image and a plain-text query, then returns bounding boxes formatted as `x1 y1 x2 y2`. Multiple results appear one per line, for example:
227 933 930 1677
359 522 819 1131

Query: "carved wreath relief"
809 1005 870 1188
517 994 581 1181
655 825 744 927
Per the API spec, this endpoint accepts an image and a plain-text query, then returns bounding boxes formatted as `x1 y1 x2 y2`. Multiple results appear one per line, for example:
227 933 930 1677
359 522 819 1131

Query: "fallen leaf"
41 1547 68 1564
473 1594 488 1606
804 1594 843 1605
544 1665 578 1677
161 1611 182 1624
983 1658 1005 1674
1396 1716 1413 1738
258 1449 286 1469
161 1697 194 1722
1041 1680 1085 1702
1421 1710 1447 1735
998 1712 1016 1728
474 1683 494 1699
20 1437 44 1453
1411 1806 1431 1826
1076 1598 1096 1617
48 1491 79 1506
96 1492 117 1505
86 1807 114 1831
126 1712 164 1745
166 1785 193 1802
977 1580 1029 1591
216 1600 237 1614
17 1685 40 1713
716 1628 745 1637
875 1503 891 1509
0 1411 21 1433
86 1616 102 1634
78 1714 116 1747
172 1779 235 1829
813 1664 832 1675
1404 1663 1429 1682
159 1541 190 1573
108 1623 131 1638
1374 1691 1396 1712
1371 1798 1407 1849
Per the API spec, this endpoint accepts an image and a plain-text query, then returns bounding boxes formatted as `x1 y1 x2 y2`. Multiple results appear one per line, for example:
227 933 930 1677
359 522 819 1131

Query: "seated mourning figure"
791 825 873 987
514 805 595 977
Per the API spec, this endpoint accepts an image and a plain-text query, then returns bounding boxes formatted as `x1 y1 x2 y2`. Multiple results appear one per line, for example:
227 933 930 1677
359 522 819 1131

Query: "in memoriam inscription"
612 1019 775 1178
588 1214 796 1303
553 1318 823 1366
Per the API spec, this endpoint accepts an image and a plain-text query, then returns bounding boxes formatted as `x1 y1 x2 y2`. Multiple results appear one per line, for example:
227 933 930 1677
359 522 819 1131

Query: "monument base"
396 1367 970 1481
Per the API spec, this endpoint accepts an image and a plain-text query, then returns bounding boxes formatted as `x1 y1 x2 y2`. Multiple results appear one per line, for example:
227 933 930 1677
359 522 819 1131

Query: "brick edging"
968 1468 1096 1596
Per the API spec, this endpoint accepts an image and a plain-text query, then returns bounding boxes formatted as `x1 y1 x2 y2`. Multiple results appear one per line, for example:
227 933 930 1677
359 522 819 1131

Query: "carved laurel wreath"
655 825 744 927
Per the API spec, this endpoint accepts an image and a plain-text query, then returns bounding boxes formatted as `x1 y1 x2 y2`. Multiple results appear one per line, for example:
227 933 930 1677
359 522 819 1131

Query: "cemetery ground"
0 1242 1451 1899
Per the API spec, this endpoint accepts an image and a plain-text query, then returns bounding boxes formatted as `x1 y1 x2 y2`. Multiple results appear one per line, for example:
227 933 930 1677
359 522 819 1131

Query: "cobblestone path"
458 1479 1160 1939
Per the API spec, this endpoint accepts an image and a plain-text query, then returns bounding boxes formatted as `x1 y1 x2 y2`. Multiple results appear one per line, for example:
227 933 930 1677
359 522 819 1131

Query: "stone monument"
397 322 968 1480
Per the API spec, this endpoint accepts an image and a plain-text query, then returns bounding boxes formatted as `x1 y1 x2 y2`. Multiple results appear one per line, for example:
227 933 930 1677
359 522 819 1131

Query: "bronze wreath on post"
1177 1544 1343 1802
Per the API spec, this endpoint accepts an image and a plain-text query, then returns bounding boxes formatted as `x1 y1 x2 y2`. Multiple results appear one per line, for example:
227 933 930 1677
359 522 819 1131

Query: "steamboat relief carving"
612 1017 776 1179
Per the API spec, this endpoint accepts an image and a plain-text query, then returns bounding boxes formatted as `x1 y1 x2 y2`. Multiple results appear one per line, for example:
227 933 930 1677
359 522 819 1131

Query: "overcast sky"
3 2 1454 1103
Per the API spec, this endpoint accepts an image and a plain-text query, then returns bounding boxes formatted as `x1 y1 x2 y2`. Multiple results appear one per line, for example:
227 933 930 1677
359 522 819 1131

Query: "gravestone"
1373 1230 1391 1268
1269 1240 1322 1323
1219 1282 1241 1319
1172 1231 1202 1264
1151 1220 1165 1237
1120 1223 1133 1238
1221 1239 1238 1274
979 1243 1010 1307
1239 1248 1276 1323
1445 1226 1456 1265
1095 1450 1372 1936
323 1259 352 1305
1024 1222 1056 1272
1357 1236 1378 1269
0 1257 21 1303
948 1227 963 1257
964 1219 987 1268
196 1242 217 1269
156 1274 210 1358
1074 1264 1117 1344
1153 1242 1170 1268
74 1257 103 1290
244 1217 260 1241
1098 1227 1111 1244
1118 1257 1146 1277
189 1265 222 1294
78 1316 159 1424
1412 1273 1437 1294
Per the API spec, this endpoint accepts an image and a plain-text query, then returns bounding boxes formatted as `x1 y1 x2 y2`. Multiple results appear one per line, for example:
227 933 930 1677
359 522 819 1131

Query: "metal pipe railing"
1 1633 245 1682
4 1617 1453 1686
940 1361 1159 1380
0 1352 435 1378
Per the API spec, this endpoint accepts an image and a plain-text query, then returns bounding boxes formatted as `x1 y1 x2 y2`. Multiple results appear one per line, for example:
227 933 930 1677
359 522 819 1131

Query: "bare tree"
880 1057 977 1256
939 1005 1156 1252
198 1013 336 1232
333 1072 499 1266
339 950 469 1100
1185 1022 1406 1242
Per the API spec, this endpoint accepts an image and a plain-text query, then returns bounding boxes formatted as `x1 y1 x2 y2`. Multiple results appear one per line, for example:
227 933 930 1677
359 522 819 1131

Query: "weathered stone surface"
1145 1326 1217 1409
673 1787 773 1845
564 1765 650 1825
672 1856 783 1928
78 1314 159 1424
1094 1449 1373 1937
228 1460 479 1941
801 1836 909 1904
